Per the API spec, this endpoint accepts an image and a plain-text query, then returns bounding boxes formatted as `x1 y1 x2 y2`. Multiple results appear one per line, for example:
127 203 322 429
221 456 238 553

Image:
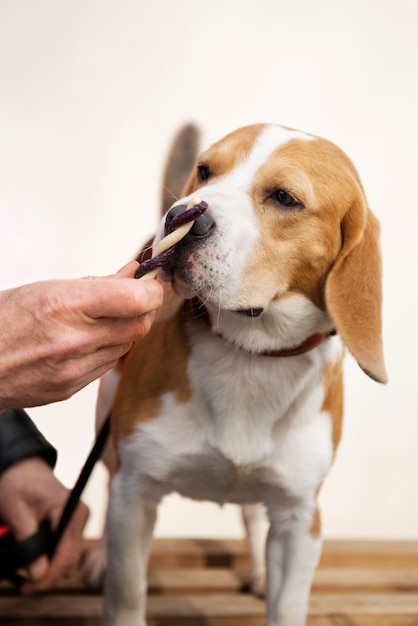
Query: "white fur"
207 294 334 355
95 368 120 429
119 327 339 491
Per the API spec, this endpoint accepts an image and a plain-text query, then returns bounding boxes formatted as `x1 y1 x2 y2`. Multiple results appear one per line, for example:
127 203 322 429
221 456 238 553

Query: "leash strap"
0 414 110 587
50 415 110 555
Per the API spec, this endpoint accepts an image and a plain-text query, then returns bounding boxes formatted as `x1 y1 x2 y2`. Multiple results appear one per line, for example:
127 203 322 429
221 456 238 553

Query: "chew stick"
135 199 208 280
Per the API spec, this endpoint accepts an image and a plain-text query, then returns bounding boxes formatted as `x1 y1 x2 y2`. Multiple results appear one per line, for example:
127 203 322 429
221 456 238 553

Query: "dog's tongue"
135 201 208 279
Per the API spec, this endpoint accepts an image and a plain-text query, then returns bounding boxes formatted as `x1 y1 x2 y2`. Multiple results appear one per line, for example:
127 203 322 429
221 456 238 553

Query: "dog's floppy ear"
325 196 387 384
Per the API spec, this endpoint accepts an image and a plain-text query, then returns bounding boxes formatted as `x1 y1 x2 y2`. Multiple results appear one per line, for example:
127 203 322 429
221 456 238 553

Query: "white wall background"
1 0 417 540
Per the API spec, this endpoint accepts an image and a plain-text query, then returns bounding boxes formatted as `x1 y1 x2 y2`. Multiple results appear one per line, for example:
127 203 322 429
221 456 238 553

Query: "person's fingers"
20 340 136 407
81 277 163 319
5 503 41 543
9 520 48 582
22 502 89 594
78 309 158 352
42 308 157 387
44 341 133 399
0 502 50 583
26 555 49 582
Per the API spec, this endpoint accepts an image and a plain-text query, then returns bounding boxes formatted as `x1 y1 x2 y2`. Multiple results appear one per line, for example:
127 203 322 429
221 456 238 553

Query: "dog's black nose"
165 205 187 233
165 204 215 239
189 211 215 237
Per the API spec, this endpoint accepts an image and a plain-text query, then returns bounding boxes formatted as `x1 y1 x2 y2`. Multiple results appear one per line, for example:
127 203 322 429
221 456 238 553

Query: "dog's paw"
82 541 107 589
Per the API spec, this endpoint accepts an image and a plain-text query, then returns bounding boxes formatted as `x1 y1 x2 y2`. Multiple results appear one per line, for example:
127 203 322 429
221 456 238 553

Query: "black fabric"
0 409 57 475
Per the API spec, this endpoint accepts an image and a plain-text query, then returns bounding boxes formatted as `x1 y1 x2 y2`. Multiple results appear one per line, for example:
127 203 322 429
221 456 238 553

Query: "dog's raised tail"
136 123 201 268
160 123 201 217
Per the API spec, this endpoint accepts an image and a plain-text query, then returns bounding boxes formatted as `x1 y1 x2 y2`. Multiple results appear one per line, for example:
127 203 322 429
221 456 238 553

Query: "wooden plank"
83 538 418 570
320 541 418 570
147 593 418 621
149 567 418 595
147 567 418 595
313 568 418 593
2 540 418 624
308 594 418 626
3 593 418 626
0 568 249 597
0 594 103 625
2 566 418 597
148 538 249 570
149 568 248 595
148 538 418 570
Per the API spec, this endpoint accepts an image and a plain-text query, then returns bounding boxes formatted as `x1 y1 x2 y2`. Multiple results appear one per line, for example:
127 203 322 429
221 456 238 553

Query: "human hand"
0 261 163 410
0 456 89 593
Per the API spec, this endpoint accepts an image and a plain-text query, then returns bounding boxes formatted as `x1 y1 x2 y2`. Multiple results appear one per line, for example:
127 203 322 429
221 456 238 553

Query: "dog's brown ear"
325 198 388 384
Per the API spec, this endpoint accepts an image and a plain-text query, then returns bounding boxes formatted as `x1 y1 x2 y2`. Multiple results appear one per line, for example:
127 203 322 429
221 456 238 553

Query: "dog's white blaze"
222 124 314 192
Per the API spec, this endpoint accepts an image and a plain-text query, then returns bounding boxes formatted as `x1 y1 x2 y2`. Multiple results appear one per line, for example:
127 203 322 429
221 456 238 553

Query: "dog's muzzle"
165 204 215 240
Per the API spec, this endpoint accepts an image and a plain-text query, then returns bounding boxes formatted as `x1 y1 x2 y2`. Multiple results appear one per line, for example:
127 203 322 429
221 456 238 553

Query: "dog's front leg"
265 505 321 626
103 470 158 626
242 503 269 596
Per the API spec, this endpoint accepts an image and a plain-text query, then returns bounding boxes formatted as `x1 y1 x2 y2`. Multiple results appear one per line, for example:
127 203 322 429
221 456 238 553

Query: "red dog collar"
213 328 335 357
184 299 335 358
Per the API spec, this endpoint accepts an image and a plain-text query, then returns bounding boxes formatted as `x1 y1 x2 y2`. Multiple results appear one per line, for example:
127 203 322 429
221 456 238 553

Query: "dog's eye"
271 189 301 208
197 164 211 182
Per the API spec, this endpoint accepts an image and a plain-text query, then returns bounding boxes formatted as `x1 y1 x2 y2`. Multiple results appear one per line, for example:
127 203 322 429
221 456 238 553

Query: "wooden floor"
2 538 418 624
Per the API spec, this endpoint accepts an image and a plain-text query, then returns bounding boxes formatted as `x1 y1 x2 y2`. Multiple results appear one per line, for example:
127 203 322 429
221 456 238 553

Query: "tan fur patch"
309 506 321 538
235 137 361 312
321 358 344 452
181 124 265 196
325 209 387 383
112 310 191 440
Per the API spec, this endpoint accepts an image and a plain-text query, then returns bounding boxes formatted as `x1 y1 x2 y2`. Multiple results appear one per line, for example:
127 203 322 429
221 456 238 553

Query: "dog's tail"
160 122 201 217
138 122 201 264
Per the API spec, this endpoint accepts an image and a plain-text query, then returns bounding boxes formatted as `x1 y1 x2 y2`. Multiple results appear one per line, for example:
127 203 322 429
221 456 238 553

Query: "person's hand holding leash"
0 455 89 593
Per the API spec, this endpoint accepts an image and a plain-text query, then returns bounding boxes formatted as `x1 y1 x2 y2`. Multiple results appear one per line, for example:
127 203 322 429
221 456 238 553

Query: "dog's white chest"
121 332 338 506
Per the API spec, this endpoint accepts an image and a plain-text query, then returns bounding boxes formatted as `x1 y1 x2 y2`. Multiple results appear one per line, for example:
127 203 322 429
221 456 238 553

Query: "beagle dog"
102 123 386 626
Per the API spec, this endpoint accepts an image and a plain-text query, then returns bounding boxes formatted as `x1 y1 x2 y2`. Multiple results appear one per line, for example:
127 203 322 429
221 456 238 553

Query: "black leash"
0 415 110 587
51 415 110 555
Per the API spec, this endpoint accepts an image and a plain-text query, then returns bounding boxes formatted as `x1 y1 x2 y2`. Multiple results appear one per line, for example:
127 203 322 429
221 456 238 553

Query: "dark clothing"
0 409 57 475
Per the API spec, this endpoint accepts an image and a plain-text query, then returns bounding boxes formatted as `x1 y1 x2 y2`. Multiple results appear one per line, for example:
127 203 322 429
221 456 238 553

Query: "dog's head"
155 123 387 384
